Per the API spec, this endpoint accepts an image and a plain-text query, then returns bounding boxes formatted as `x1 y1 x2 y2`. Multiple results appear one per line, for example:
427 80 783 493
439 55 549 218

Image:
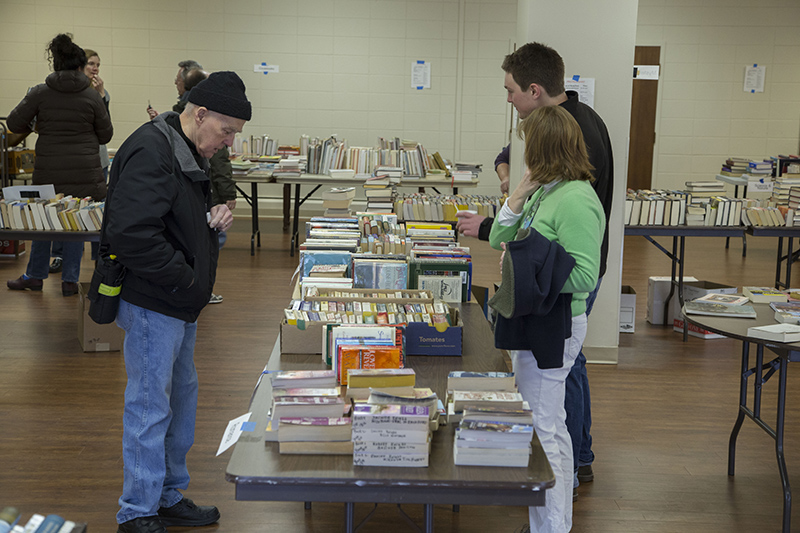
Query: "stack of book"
364 172 396 213
345 368 416 401
277 417 353 455
453 407 534 467
453 161 483 178
230 158 258 176
748 160 774 179
719 157 751 177
351 404 432 466
322 187 356 217
272 158 303 177
445 371 518 423
685 181 725 197
265 370 344 442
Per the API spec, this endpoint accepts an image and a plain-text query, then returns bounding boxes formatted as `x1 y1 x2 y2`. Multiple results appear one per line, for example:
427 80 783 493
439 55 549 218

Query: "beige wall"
637 0 800 190
0 0 517 201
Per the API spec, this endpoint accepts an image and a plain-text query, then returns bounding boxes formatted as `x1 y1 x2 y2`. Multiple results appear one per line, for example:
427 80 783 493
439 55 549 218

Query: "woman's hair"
83 48 99 61
518 105 594 185
47 33 87 71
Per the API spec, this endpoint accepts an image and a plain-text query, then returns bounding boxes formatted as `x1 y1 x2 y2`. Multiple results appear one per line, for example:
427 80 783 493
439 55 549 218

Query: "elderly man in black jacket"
105 71 250 533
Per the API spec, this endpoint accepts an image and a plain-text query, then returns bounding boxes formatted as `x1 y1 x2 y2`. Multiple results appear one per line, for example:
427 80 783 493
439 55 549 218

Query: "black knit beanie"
188 71 252 121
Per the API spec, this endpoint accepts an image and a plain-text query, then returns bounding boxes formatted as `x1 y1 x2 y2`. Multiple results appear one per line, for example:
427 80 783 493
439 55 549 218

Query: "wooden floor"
1 222 799 532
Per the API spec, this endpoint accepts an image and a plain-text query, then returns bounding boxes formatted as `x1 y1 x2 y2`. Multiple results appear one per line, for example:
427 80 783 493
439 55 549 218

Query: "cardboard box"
78 282 123 352
619 286 636 333
405 306 463 357
647 275 698 325
673 280 737 339
280 319 330 355
681 280 737 301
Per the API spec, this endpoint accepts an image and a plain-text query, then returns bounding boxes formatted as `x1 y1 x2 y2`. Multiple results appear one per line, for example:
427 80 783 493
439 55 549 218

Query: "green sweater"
489 180 605 316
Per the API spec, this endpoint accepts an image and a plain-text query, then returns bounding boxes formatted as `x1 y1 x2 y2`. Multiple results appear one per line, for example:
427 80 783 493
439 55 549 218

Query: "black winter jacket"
7 70 113 199
104 113 218 322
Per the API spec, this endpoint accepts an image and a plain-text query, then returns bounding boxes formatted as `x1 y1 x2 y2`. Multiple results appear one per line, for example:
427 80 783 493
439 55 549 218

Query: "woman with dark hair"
6 33 113 296
489 105 605 533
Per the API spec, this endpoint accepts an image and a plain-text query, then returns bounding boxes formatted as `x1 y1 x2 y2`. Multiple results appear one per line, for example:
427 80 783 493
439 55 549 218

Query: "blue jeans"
26 240 83 283
116 299 199 524
566 277 601 487
51 241 99 261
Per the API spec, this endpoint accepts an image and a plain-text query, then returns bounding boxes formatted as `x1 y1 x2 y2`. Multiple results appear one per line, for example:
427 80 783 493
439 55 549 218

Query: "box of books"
405 305 463 356
78 282 124 352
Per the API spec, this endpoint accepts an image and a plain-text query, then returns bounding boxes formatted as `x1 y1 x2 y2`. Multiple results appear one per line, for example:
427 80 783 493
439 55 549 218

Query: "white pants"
511 314 587 533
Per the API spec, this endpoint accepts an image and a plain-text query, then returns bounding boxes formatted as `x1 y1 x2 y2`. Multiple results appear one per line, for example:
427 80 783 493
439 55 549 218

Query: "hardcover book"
746 323 800 343
683 301 756 319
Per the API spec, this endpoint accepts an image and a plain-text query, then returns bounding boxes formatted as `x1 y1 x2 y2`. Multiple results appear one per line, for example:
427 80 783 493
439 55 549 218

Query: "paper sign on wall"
564 76 594 108
744 64 765 93
254 63 279 74
411 61 431 90
633 65 659 80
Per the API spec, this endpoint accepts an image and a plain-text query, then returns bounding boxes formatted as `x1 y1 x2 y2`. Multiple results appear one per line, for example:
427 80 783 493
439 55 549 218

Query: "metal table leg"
776 356 792 533
728 341 749 476
344 502 355 533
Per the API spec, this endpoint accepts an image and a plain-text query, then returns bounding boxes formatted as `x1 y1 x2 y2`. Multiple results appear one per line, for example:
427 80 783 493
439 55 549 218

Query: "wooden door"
627 46 660 191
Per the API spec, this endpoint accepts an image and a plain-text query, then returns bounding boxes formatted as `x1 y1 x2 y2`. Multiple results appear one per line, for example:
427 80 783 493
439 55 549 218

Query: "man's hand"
455 211 486 237
208 204 233 232
496 162 510 195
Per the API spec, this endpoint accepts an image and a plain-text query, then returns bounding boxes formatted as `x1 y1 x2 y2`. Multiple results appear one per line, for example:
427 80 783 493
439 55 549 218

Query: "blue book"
34 515 64 533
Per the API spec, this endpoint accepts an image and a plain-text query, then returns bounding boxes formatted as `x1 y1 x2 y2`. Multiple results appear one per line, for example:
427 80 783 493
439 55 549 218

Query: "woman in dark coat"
6 33 113 296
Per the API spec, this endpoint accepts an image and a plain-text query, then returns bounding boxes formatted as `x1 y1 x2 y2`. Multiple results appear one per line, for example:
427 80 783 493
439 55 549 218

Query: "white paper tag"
216 412 252 456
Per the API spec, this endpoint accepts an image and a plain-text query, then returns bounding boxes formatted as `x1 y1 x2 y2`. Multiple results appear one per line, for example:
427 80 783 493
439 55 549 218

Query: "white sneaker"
208 293 224 304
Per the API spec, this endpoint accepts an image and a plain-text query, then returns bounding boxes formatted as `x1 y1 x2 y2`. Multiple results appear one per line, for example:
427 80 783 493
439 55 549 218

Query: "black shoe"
62 281 79 296
7 275 43 291
49 257 63 273
158 497 220 527
514 525 530 533
117 516 167 533
577 464 594 483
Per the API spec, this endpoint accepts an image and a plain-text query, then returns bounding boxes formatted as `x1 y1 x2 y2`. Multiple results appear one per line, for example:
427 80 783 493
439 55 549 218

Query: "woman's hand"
91 75 105 97
506 168 541 214
500 242 507 276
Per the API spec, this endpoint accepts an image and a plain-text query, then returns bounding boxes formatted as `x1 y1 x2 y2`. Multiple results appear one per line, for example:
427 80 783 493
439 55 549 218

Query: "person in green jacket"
489 105 604 533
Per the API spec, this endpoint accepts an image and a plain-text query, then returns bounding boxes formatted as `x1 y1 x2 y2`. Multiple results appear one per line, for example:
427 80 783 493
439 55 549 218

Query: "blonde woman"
489 105 604 533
